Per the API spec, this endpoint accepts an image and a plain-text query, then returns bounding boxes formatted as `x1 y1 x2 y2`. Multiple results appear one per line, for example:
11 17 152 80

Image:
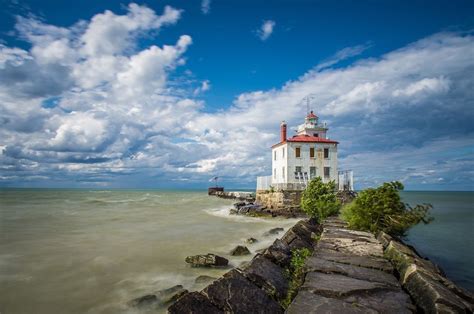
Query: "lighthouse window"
282 167 285 179
324 148 329 159
295 147 301 158
274 168 276 179
324 167 330 177
274 151 276 161
282 147 285 158
310 147 315 158
314 133 319 137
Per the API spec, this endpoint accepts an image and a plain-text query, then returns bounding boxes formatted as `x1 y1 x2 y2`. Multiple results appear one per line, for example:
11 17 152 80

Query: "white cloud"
257 20 275 41
81 4 181 57
393 77 450 97
193 80 211 95
201 0 211 15
0 2 473 190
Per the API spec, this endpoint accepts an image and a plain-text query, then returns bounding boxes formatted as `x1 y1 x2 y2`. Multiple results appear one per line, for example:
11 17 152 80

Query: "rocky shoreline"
165 215 473 313
168 219 321 313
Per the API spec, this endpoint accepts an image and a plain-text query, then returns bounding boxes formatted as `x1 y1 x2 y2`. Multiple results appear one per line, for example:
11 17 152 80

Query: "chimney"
280 121 287 142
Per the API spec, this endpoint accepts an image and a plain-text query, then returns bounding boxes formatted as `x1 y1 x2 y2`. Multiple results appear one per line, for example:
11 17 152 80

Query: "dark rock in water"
128 294 158 308
195 275 217 284
156 285 188 305
263 238 291 267
242 255 288 300
264 227 284 236
233 201 247 209
230 245 251 256
185 253 229 267
168 291 223 314
246 237 258 244
128 285 188 308
202 269 284 313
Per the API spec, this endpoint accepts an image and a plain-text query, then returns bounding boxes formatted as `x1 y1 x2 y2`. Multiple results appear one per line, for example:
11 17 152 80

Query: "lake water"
401 191 474 291
0 189 472 313
0 189 298 313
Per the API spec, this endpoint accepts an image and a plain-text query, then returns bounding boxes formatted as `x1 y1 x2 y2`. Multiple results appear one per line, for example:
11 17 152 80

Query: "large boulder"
230 245 251 256
185 253 229 267
168 291 223 314
263 238 291 267
403 265 473 313
383 239 474 312
202 269 284 313
242 255 288 300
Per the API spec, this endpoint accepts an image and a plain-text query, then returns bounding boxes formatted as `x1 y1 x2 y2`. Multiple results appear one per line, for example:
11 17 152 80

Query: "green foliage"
282 248 311 308
268 185 275 193
301 177 341 221
341 181 433 236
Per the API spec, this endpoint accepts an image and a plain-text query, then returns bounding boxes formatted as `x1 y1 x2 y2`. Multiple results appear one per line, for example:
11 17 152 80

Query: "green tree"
301 177 341 221
341 181 433 236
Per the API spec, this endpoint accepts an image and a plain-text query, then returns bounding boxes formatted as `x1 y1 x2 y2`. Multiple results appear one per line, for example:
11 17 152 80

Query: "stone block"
167 291 223 314
242 255 288 300
202 269 284 314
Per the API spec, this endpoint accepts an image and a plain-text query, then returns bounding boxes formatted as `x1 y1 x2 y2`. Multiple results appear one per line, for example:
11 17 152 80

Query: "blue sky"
0 0 473 190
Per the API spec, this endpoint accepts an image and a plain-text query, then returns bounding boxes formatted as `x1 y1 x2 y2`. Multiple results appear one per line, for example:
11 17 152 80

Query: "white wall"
271 143 288 184
286 142 338 184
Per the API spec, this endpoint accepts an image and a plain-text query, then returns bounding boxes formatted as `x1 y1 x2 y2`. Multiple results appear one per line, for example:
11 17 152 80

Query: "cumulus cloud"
257 20 275 41
0 3 472 190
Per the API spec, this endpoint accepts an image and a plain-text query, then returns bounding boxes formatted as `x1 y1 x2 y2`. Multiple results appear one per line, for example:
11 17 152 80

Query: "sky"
0 0 473 190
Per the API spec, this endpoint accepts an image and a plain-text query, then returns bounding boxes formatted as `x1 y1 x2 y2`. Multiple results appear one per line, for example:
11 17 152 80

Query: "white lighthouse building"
257 111 353 192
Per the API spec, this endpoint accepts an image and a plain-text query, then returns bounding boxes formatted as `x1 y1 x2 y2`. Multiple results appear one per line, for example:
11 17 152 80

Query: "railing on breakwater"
257 170 354 192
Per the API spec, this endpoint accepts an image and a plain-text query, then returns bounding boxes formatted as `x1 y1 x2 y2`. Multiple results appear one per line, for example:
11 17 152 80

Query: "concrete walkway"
287 217 415 313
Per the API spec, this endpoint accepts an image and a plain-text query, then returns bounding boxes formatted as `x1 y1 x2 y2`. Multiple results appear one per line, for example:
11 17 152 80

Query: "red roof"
307 111 318 119
272 135 338 148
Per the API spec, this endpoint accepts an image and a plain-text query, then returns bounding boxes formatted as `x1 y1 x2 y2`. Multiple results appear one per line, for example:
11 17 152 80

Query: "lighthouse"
271 111 339 186
256 111 353 212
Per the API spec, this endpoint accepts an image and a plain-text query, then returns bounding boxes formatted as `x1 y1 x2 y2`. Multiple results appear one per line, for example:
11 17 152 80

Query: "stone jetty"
287 217 414 313
168 217 473 313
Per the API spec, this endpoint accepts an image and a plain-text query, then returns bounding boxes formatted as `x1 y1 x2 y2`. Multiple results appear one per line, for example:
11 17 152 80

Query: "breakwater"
168 217 473 313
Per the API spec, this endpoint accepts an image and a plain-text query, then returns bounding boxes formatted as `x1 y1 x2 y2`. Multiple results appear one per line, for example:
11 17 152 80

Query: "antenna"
301 94 317 116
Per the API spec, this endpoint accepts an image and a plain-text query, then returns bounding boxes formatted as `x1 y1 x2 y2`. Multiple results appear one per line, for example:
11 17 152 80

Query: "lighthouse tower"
270 111 339 187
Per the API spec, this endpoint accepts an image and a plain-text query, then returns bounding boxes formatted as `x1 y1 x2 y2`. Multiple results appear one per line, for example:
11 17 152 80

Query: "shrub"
301 177 341 221
282 248 311 308
341 181 433 236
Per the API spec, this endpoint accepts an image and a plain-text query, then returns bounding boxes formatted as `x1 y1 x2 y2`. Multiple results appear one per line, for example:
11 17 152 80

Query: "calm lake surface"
0 189 472 313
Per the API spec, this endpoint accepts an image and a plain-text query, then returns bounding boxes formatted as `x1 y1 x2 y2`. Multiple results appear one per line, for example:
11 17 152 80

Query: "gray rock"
230 245 251 256
194 275 217 284
128 285 187 308
167 291 223 314
185 253 228 267
202 269 284 313
302 271 391 298
281 220 321 250
242 255 288 300
304 257 400 287
246 237 258 244
264 227 284 236
263 238 291 267
403 266 473 313
314 249 394 273
287 290 373 314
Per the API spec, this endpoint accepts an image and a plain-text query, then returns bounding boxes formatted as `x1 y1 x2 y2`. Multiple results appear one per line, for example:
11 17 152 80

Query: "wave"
203 205 299 224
